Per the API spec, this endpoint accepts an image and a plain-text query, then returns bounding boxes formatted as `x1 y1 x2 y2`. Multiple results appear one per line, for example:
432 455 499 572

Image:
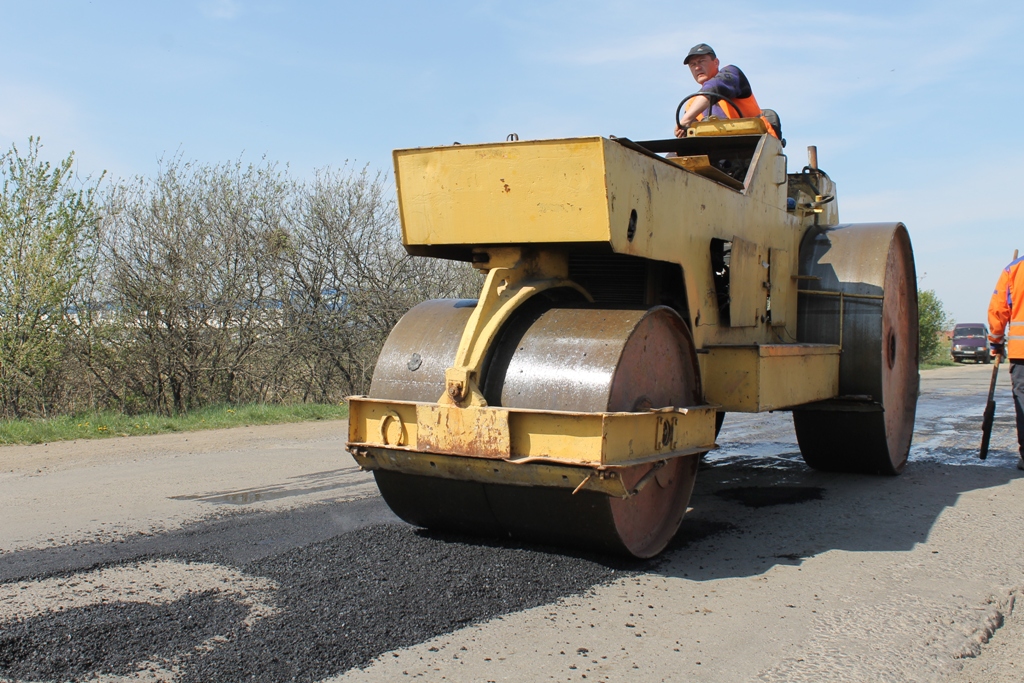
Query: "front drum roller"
793 223 919 475
368 298 702 557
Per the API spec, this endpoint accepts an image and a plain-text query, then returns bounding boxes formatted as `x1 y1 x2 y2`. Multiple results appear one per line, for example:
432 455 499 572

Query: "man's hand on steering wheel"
674 92 742 134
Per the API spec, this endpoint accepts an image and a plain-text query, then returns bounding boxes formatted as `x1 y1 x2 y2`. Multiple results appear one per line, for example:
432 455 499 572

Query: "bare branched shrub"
100 156 293 414
2 142 482 417
279 167 480 401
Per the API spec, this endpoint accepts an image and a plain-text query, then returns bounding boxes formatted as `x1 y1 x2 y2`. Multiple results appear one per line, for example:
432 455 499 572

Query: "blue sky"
1 0 1021 324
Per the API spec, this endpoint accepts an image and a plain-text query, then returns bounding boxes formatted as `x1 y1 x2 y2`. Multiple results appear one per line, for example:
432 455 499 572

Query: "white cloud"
199 0 242 20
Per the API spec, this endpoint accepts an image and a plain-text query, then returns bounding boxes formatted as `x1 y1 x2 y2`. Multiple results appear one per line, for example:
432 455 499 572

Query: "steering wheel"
675 92 743 129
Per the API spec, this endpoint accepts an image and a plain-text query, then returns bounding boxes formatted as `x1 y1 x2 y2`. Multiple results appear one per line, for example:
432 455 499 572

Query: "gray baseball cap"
684 43 716 64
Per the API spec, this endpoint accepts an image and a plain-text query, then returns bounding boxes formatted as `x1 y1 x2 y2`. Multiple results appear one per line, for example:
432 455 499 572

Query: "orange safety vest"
695 92 779 139
989 256 1024 359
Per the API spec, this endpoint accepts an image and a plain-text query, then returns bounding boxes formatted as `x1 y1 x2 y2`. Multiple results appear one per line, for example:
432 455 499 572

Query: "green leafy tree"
0 138 102 416
918 288 952 363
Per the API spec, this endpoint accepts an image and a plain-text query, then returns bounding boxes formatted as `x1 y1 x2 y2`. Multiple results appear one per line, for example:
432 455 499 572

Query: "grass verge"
0 403 349 446
921 357 957 371
924 338 955 370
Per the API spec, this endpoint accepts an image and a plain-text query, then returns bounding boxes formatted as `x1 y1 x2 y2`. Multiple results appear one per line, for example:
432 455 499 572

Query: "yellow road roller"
346 112 918 558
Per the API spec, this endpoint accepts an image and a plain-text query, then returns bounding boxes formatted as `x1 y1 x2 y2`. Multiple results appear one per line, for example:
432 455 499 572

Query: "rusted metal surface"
350 447 631 498
438 248 591 408
348 397 716 467
369 299 476 403
358 303 705 557
416 404 511 458
488 306 701 413
489 303 702 557
363 300 715 467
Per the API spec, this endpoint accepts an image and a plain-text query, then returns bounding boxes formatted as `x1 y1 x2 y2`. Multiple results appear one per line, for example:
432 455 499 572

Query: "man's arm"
675 95 711 134
989 268 1011 356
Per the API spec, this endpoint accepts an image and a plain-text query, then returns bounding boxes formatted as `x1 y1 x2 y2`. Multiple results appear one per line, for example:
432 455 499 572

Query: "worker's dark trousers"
1012 360 1024 457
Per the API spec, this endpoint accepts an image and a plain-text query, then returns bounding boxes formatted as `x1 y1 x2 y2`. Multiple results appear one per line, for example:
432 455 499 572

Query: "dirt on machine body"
346 113 919 558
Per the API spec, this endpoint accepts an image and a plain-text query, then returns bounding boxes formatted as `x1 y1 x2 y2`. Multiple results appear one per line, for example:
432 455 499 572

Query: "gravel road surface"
1 363 1022 682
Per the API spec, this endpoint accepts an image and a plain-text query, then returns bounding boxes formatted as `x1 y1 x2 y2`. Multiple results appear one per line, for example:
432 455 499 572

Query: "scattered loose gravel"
0 515 662 683
179 524 643 682
0 591 247 681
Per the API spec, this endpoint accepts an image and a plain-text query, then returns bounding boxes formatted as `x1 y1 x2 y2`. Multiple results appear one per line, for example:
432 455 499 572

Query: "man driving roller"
674 43 776 138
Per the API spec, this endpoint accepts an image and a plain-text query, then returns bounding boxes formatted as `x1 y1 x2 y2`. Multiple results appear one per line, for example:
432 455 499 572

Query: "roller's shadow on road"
0 495 403 583
656 453 1022 580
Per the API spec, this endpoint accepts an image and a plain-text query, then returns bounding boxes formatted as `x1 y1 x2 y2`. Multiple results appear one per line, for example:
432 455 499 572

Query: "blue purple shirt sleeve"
697 65 753 118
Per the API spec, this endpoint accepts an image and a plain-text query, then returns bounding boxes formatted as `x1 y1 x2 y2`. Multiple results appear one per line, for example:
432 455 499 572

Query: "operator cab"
618 94 783 191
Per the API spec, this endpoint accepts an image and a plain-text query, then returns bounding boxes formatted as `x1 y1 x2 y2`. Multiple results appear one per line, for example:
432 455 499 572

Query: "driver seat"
761 109 784 145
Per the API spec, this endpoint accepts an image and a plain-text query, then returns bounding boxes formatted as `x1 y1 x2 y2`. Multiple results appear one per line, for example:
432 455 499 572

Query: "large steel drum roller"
794 223 918 474
368 297 702 557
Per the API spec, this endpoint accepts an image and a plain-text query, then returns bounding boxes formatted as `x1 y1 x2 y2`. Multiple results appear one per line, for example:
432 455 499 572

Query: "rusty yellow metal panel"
758 346 840 410
601 407 716 465
394 138 611 246
350 447 631 498
348 399 418 449
348 397 716 466
769 247 791 327
703 346 759 411
686 118 768 137
416 404 511 458
508 411 605 463
729 236 764 328
703 344 840 411
597 135 799 348
395 134 805 350
600 411 659 462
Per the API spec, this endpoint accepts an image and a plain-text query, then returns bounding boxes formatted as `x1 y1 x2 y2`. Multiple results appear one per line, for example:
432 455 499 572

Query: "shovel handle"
979 245 1016 459
979 354 1001 459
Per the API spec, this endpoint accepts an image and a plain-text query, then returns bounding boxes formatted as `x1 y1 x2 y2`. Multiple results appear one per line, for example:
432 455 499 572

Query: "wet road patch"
715 485 825 508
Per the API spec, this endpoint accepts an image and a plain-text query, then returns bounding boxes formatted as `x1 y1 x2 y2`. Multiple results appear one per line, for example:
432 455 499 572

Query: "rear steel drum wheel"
793 224 919 475
367 298 701 557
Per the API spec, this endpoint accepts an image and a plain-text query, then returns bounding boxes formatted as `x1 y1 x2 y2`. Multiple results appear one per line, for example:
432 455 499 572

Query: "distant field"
0 403 349 446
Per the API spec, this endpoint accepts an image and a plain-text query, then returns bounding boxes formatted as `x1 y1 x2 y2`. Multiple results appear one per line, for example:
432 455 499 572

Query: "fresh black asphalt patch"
0 498 661 683
178 525 641 683
0 591 247 681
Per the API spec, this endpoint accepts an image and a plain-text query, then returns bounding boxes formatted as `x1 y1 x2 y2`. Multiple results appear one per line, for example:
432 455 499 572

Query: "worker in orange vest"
674 43 777 138
988 253 1024 468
